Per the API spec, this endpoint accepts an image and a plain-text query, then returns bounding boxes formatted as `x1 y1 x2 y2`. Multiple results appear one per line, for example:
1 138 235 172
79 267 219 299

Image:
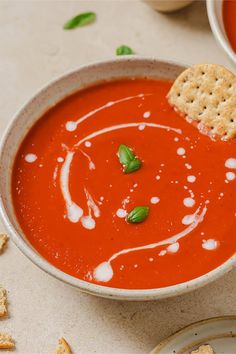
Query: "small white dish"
151 316 236 353
143 0 193 13
207 0 236 66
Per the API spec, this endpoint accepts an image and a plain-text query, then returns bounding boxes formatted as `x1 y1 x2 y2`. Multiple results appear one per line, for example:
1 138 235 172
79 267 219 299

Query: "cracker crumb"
0 234 8 254
168 64 236 140
191 344 214 354
53 337 72 354
0 287 7 317
0 333 14 349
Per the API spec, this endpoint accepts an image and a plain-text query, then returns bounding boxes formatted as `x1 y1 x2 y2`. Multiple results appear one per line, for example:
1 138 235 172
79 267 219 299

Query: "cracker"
53 338 72 354
0 234 8 254
0 287 7 317
0 333 14 349
191 344 214 354
167 64 236 140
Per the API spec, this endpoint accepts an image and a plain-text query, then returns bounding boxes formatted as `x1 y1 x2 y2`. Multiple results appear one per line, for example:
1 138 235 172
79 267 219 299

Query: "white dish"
207 0 236 66
0 57 236 301
150 316 236 353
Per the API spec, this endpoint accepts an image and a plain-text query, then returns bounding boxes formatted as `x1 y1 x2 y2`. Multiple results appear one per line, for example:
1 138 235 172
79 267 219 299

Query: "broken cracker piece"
0 287 7 317
0 234 8 254
191 344 214 354
168 64 236 140
53 337 72 354
0 333 14 349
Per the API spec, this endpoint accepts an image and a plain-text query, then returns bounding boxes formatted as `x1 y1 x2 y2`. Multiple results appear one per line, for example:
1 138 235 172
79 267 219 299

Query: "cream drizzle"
74 122 182 148
84 141 92 147
143 111 151 118
25 153 37 163
93 205 207 282
226 172 235 181
177 147 185 156
80 149 95 170
182 213 196 225
84 188 100 218
53 165 58 185
159 250 167 256
80 188 100 231
138 123 146 131
65 93 153 132
167 242 179 253
60 149 100 228
150 196 160 204
185 163 192 170
183 197 195 208
60 151 83 223
122 196 130 208
225 158 236 169
187 175 196 183
81 216 96 230
116 209 127 218
202 239 218 250
59 106 198 268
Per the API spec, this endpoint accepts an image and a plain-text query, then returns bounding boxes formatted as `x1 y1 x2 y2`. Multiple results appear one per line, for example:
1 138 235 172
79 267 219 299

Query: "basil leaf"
116 45 134 56
127 206 149 224
118 144 142 174
124 158 142 174
118 144 135 166
64 12 96 30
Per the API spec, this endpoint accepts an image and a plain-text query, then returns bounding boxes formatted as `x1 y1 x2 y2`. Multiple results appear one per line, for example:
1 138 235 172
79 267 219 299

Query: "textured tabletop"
0 1 235 353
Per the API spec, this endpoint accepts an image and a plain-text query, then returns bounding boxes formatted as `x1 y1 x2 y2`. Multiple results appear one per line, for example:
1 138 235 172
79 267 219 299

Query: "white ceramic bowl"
0 57 236 301
207 0 236 66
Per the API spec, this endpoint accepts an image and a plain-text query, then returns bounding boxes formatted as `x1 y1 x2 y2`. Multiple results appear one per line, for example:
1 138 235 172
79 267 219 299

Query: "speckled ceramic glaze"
0 57 236 301
207 0 236 66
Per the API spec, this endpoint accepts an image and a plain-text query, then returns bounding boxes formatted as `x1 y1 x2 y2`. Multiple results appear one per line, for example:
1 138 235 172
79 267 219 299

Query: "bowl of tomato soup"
207 0 236 66
0 57 236 301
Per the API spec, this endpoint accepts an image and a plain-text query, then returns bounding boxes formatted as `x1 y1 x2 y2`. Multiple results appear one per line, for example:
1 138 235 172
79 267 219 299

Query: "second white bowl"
207 0 236 66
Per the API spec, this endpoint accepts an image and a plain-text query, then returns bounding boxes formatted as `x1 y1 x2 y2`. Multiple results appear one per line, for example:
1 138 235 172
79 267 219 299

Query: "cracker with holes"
0 287 7 317
0 234 8 254
53 338 72 354
0 332 14 349
168 64 236 140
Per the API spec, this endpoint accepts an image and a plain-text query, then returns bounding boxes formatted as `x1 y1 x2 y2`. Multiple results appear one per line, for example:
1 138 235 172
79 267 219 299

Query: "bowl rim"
150 315 236 353
0 56 236 301
206 0 236 65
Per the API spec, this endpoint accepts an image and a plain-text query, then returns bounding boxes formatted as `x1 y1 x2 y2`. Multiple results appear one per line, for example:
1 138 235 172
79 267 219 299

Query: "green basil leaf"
116 45 134 56
127 206 149 224
118 144 135 166
124 158 142 174
63 12 96 30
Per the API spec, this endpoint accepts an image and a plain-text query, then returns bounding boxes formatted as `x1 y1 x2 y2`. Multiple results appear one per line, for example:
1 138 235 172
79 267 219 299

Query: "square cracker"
0 287 7 317
191 344 214 354
0 234 8 254
168 64 236 140
0 333 14 349
53 338 72 354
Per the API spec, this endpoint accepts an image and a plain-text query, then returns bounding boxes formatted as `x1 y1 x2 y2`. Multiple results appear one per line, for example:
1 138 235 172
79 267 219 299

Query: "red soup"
12 79 236 289
223 0 236 53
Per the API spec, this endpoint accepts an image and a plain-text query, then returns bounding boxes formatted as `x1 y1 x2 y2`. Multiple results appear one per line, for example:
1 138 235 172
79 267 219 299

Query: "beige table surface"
0 1 235 353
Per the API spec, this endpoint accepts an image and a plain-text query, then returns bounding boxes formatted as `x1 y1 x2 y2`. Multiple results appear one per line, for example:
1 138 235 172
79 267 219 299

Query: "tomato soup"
223 0 236 53
12 79 236 289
